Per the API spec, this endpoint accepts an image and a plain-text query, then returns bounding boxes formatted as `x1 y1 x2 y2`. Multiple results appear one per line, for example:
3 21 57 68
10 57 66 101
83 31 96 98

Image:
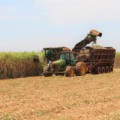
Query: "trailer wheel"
101 67 105 73
110 66 113 72
96 67 101 74
105 66 109 73
75 62 86 76
107 66 111 72
65 66 75 77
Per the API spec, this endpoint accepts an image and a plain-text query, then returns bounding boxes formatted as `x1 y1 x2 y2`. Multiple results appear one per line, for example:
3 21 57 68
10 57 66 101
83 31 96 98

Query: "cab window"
60 53 69 60
70 53 74 60
60 53 65 59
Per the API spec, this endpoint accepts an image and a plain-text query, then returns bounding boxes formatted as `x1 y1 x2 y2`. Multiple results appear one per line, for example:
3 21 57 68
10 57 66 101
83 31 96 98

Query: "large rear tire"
65 66 75 77
75 62 86 76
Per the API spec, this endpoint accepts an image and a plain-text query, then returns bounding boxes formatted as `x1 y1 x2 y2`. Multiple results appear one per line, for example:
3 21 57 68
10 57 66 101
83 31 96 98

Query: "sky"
0 0 120 52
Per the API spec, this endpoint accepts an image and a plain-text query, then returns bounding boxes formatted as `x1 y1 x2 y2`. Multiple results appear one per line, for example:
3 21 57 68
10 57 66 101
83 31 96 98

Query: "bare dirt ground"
0 69 120 120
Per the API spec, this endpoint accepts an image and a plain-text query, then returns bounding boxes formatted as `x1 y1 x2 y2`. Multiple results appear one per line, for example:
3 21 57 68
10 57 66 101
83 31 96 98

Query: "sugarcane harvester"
43 30 116 77
43 47 71 63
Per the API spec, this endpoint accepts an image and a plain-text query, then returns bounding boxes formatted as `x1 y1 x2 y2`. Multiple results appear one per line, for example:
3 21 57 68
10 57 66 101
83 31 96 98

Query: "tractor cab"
60 52 76 66
43 47 71 63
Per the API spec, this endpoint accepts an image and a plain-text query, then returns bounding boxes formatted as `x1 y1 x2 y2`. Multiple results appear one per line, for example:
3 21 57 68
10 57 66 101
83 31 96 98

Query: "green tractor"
43 51 86 77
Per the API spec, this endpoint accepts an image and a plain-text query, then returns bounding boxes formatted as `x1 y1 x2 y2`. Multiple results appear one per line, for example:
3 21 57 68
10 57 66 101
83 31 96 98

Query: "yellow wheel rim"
81 65 86 75
69 69 74 76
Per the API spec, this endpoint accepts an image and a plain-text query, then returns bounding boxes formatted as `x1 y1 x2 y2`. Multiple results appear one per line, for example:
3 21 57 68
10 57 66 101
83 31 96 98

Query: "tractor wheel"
55 73 59 76
55 73 62 76
43 66 52 77
57 73 64 76
65 66 75 77
43 72 52 77
75 62 86 76
96 67 102 74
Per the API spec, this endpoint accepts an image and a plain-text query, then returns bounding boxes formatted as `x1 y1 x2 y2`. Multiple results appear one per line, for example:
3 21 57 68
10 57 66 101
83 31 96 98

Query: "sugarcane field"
0 28 120 120
0 1 120 119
